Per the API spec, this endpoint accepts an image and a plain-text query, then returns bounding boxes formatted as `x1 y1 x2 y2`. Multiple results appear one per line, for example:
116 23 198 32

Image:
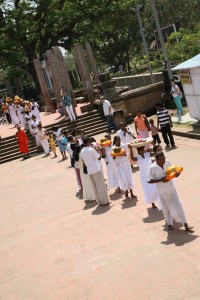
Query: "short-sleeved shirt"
54 128 63 141
103 100 114 116
81 146 101 174
157 108 170 127
151 125 158 136
134 115 147 131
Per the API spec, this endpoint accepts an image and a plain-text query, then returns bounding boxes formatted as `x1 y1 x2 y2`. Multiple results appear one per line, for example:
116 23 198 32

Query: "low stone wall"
111 82 163 116
113 72 163 90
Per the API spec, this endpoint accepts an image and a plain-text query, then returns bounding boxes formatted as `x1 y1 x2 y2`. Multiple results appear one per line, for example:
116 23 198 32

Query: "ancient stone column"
85 42 99 84
45 49 62 103
33 58 54 112
74 43 94 103
52 46 77 108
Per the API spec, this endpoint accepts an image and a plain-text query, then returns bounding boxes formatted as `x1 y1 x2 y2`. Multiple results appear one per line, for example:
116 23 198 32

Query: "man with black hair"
155 103 176 149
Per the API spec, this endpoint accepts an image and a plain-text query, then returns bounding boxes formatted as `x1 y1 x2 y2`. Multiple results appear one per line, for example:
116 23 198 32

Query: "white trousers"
90 171 109 205
66 105 76 121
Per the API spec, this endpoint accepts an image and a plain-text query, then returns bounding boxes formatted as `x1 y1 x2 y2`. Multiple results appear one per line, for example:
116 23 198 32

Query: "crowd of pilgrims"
2 96 193 232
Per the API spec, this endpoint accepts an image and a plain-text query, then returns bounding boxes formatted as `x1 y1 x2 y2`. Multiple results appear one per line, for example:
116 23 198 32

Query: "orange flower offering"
165 166 183 180
111 147 126 157
99 138 112 147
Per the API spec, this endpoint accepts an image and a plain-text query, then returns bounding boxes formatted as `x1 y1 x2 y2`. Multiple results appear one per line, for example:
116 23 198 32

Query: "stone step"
0 110 107 164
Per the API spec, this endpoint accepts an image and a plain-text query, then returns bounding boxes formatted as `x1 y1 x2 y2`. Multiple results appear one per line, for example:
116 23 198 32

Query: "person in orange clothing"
16 125 30 160
134 109 150 138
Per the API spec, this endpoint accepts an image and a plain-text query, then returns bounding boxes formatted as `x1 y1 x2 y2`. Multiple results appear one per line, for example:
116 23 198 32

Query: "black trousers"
5 113 12 124
153 133 161 144
160 124 175 146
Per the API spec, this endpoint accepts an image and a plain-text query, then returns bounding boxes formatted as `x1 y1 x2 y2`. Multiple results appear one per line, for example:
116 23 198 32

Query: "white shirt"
103 100 114 116
54 128 63 141
81 146 101 174
148 160 175 196
118 127 135 144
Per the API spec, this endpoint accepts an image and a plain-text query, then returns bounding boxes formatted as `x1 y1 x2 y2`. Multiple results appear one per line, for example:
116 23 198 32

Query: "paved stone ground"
1 134 200 300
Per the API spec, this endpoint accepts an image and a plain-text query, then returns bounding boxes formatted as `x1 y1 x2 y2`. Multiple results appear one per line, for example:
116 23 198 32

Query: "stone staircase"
0 110 107 164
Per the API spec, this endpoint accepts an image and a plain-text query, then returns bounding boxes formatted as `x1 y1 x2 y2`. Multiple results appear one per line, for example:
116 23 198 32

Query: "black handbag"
83 162 88 174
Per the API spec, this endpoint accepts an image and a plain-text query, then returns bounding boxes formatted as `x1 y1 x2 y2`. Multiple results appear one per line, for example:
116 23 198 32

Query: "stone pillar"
45 49 62 103
85 42 99 84
52 46 77 108
74 43 94 103
33 58 54 112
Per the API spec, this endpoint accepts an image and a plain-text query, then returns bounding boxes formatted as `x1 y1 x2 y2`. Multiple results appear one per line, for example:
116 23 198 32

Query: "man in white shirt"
31 114 41 147
81 136 110 206
100 95 118 133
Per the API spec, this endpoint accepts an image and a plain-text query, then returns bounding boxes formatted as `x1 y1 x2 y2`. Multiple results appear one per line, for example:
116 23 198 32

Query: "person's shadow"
109 191 124 201
92 204 112 215
76 190 83 200
121 196 138 209
143 207 164 223
161 227 198 247
83 200 97 210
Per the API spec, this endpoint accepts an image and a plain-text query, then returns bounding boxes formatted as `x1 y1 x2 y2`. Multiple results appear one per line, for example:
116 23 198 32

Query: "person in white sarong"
36 125 50 155
90 141 105 179
8 103 18 126
130 146 162 210
30 101 41 121
79 157 96 201
81 136 110 206
148 151 193 232
101 135 120 192
112 136 137 198
118 122 138 166
31 115 41 147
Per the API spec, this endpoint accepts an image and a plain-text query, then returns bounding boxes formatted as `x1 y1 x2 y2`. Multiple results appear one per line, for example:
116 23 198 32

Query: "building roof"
172 54 200 70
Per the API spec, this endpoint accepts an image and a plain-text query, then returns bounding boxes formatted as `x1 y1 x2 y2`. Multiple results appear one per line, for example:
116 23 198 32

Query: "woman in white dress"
8 103 18 126
101 134 120 192
112 136 137 198
131 146 162 210
16 104 25 128
36 125 50 156
79 147 96 201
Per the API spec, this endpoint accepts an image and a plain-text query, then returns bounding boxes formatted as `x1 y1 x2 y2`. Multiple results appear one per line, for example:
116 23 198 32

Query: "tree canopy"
0 0 200 86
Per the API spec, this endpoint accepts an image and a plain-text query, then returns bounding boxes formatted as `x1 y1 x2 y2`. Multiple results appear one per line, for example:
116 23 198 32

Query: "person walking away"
81 136 110 206
148 151 193 232
101 134 120 193
149 119 161 145
48 131 57 157
52 127 67 160
170 79 184 115
71 143 83 190
60 89 76 122
112 136 137 198
16 125 30 159
130 146 161 209
100 95 118 133
155 103 176 149
134 110 149 139
25 111 32 132
36 124 50 156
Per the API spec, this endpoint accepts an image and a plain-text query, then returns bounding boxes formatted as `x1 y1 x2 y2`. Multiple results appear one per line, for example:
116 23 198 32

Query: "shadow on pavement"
109 192 123 201
83 200 97 210
121 197 138 209
143 207 164 223
161 230 198 247
92 204 112 215
76 190 83 200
